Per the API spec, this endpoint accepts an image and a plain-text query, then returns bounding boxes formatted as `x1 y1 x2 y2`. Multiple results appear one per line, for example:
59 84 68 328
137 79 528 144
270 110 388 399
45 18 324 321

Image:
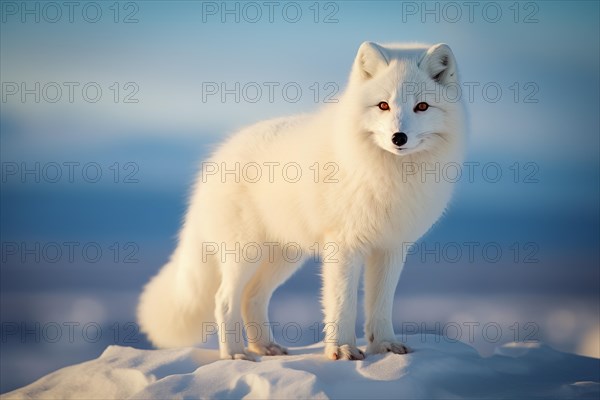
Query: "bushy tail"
137 258 220 348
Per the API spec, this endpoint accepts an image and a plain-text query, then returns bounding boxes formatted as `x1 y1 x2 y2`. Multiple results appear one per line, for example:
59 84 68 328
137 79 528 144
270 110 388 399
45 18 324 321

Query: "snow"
3 335 598 400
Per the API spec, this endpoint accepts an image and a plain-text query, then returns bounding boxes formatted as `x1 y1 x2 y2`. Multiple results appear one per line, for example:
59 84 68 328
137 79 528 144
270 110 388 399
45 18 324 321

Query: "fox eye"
414 102 429 112
378 101 390 111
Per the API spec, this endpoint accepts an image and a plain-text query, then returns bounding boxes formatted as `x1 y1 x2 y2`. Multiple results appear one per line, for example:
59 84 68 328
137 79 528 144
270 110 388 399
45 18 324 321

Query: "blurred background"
1 0 598 393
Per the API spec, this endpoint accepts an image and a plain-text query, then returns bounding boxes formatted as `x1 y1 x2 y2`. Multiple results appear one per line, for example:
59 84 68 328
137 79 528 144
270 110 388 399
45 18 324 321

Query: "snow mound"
3 335 598 399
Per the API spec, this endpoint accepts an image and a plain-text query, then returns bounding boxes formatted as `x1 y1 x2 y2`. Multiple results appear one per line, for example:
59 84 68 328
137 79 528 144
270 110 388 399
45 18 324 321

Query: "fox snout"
391 132 408 148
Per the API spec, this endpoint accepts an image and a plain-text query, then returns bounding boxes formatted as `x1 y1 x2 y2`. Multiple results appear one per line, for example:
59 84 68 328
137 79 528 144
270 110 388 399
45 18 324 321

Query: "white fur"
138 42 466 360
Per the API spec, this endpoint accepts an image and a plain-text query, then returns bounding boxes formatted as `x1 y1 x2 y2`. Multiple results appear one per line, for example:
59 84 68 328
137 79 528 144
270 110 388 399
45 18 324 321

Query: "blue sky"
2 1 599 160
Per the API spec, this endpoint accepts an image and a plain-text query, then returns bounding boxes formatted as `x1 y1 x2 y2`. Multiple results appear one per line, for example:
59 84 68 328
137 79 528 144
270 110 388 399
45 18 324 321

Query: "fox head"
346 42 465 156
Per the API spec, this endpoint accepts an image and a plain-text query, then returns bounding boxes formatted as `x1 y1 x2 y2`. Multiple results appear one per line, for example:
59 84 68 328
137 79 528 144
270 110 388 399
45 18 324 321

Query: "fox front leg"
364 249 410 355
321 249 365 360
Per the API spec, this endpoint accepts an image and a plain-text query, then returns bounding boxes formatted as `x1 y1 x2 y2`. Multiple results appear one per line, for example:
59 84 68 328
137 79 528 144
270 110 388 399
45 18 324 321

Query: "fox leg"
321 249 365 360
242 253 303 356
364 249 410 355
215 256 261 361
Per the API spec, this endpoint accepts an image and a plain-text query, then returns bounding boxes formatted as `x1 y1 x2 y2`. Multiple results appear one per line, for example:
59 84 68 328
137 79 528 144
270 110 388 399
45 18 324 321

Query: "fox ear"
354 42 389 79
419 43 458 85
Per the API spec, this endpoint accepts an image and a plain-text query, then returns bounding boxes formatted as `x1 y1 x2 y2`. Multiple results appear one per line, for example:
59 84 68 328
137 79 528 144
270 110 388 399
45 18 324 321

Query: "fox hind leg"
242 254 304 356
215 257 261 360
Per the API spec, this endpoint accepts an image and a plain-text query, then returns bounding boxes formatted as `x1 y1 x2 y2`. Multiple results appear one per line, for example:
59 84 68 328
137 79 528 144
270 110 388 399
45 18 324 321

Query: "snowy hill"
3 335 598 399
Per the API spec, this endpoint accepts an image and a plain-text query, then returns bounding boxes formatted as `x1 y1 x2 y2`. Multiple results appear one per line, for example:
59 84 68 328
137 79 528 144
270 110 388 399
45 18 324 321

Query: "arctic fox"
138 42 466 360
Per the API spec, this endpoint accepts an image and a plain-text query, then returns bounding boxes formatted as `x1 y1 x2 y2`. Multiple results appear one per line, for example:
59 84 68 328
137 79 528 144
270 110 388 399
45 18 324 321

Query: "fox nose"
392 132 408 147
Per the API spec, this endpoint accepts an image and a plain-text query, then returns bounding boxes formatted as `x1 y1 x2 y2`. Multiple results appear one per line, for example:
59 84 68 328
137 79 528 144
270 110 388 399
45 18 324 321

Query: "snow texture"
3 335 598 399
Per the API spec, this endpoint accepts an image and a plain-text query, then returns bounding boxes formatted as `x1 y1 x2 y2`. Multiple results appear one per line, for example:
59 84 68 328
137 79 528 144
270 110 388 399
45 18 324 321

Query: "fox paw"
325 344 365 360
367 340 410 355
222 351 258 361
249 342 288 356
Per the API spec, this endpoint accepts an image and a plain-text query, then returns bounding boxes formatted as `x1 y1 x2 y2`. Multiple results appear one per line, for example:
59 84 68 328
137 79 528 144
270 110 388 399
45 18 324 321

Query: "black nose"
392 132 408 147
